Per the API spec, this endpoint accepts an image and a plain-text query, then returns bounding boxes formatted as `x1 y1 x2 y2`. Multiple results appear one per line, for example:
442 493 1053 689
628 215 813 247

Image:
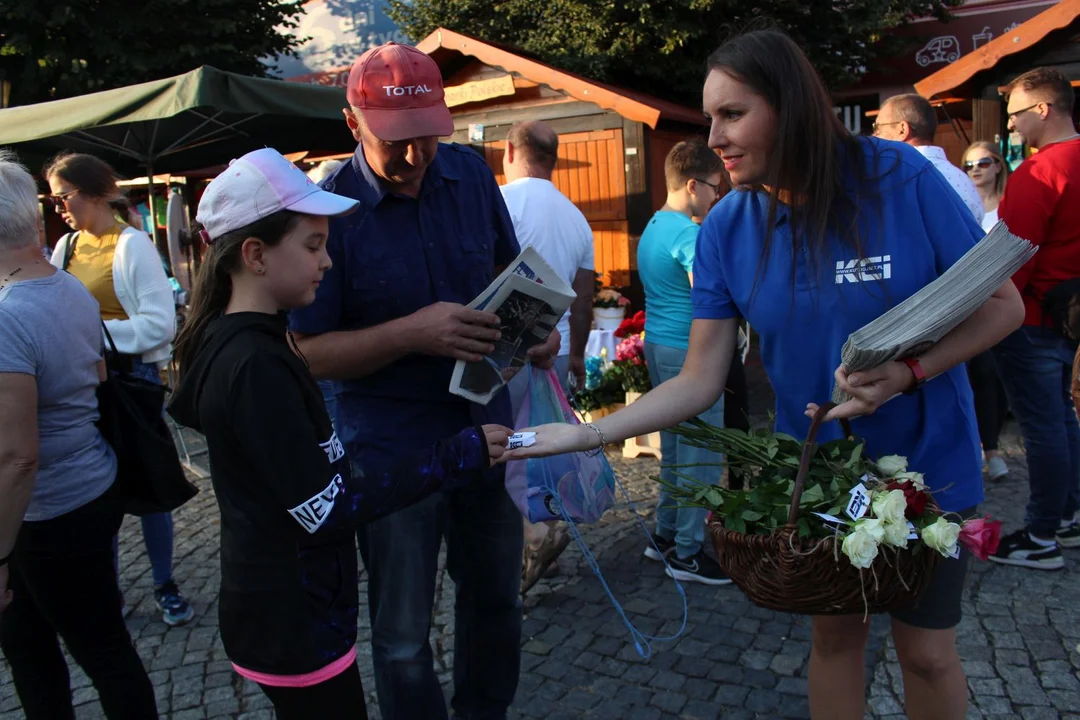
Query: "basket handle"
786 404 854 527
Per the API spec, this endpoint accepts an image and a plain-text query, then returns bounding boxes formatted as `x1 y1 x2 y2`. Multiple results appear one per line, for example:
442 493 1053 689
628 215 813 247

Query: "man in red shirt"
991 67 1080 570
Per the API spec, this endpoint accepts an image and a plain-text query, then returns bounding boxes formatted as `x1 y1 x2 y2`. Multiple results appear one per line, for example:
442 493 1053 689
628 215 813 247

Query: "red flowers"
958 516 1003 560
886 480 929 520
614 311 646 338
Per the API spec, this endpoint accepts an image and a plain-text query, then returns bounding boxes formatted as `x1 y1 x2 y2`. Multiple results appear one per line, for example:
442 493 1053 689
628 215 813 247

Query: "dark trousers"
967 350 1009 452
357 469 523 720
258 663 368 719
0 483 157 719
992 326 1080 535
725 346 751 490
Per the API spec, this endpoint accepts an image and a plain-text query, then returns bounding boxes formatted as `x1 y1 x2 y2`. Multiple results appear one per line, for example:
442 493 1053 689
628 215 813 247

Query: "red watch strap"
900 357 927 394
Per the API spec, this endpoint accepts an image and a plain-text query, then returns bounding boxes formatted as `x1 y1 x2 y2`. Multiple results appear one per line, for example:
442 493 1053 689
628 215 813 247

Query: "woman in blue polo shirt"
510 29 1024 719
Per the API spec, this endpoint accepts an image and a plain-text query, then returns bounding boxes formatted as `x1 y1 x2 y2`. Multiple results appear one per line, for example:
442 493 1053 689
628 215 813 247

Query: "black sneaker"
989 529 1065 570
643 533 675 562
664 550 732 586
1057 521 1080 549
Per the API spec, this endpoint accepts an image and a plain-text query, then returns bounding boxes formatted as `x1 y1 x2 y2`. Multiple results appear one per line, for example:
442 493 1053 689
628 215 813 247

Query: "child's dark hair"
42 151 130 216
174 210 302 378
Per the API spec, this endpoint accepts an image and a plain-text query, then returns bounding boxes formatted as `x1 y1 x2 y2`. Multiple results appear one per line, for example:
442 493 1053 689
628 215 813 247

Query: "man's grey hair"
882 94 938 143
0 149 41 252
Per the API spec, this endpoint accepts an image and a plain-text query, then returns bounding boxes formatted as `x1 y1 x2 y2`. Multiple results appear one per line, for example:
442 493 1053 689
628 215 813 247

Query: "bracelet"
583 423 606 457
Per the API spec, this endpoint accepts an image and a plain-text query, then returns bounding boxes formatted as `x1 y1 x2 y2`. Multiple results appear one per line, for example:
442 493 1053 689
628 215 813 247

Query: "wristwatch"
899 357 927 395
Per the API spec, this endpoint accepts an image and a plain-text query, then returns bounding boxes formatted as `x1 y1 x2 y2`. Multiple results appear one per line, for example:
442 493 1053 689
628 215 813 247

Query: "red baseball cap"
346 42 454 142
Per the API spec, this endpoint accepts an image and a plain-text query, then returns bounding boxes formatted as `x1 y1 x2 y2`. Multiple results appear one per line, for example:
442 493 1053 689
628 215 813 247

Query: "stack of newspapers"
832 222 1037 404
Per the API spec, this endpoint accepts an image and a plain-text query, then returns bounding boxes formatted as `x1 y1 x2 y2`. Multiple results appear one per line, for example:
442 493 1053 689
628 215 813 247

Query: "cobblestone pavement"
2 359 1079 719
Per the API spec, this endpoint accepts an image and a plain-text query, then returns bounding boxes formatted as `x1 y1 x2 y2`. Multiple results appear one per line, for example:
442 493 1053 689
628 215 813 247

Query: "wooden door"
482 128 630 287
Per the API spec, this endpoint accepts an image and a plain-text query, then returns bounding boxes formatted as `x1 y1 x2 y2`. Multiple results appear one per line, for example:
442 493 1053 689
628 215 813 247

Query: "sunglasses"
1007 102 1050 120
963 158 998 171
49 189 79 209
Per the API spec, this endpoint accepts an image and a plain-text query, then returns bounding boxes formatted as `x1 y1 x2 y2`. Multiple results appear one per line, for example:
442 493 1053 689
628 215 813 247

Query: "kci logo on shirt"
835 255 892 284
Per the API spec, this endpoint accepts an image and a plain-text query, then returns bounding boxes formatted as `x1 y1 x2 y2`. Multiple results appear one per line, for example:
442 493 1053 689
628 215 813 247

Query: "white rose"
856 517 885 543
894 471 927 490
841 527 881 569
876 455 908 476
882 520 910 548
921 516 961 557
872 488 908 525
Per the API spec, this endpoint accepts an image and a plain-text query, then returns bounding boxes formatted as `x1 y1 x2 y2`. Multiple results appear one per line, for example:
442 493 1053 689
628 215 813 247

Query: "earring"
256 267 266 275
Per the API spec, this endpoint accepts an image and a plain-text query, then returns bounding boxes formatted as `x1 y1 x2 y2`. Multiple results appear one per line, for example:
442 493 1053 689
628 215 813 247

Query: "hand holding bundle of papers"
832 222 1037 404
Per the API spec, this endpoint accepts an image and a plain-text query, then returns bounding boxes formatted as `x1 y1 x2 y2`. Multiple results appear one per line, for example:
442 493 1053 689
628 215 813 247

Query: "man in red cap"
290 42 556 719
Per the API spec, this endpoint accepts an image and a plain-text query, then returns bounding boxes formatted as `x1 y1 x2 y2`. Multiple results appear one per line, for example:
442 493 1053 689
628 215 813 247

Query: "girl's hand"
806 362 914 421
481 424 513 466
503 423 598 460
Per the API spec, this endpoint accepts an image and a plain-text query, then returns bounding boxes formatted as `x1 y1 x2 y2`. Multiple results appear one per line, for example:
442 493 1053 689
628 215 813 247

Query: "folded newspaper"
449 247 575 405
832 221 1037 404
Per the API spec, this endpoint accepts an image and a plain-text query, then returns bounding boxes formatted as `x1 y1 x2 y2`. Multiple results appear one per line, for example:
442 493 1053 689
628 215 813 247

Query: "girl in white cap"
167 149 511 718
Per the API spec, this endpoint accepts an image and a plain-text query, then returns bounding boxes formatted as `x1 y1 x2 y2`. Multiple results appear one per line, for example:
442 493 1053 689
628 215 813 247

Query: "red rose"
959 516 1002 561
886 480 929 519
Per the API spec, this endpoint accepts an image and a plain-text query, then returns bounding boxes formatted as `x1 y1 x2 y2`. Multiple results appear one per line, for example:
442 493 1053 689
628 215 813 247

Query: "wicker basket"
708 403 939 615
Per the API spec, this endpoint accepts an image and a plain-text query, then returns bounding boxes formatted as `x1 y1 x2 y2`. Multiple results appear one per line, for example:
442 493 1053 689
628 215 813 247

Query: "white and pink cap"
196 148 358 242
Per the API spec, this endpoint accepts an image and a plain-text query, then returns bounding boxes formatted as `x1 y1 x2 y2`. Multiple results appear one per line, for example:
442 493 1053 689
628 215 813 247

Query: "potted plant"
594 285 630 331
609 332 660 458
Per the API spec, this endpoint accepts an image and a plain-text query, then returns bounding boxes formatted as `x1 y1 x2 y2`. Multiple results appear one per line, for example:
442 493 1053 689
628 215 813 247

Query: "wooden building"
915 0 1080 154
414 28 708 302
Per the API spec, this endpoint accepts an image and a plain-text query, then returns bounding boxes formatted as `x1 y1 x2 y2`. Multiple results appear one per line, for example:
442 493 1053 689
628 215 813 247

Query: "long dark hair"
173 211 302 378
707 30 883 291
42 151 131 216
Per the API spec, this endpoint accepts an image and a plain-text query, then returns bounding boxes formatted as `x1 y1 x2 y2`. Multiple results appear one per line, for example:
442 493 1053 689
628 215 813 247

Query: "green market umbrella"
0 65 356 242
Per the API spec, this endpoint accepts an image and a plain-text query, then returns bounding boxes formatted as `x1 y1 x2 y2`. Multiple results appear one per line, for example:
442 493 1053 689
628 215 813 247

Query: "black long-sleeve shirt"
168 311 489 675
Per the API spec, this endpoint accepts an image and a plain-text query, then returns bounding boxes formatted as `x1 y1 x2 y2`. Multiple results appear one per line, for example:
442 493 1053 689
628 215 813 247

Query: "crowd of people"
0 25 1078 720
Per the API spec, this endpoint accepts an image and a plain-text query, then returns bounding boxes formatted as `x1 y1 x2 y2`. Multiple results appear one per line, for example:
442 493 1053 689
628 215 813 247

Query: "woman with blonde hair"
962 140 1009 232
45 151 194 626
962 140 1012 480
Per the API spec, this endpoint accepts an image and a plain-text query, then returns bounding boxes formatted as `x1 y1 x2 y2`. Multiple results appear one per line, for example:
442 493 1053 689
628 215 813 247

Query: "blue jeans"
110 360 175 588
356 462 523 720
644 341 725 558
992 326 1080 536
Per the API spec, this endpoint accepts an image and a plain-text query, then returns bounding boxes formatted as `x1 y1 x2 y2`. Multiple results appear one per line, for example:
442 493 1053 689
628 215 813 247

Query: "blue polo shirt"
692 137 984 513
638 211 698 350
289 143 520 470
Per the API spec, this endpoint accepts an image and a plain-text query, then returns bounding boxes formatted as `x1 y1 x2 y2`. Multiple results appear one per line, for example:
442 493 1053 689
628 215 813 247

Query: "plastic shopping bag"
505 366 615 523
504 366 688 659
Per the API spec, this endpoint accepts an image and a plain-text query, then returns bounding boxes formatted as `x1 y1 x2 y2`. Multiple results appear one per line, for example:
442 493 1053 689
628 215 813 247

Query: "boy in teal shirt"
637 139 729 584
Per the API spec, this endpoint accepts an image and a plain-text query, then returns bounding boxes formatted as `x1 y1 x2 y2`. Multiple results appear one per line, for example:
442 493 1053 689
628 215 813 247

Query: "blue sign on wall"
268 0 409 80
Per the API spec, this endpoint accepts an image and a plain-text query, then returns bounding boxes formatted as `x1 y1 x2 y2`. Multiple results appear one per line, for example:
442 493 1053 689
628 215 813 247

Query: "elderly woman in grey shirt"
0 151 157 719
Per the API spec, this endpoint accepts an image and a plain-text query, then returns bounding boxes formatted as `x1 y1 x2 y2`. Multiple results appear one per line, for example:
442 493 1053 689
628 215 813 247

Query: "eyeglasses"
693 178 723 193
1007 102 1050 120
49 189 79 209
872 120 901 133
963 157 998 171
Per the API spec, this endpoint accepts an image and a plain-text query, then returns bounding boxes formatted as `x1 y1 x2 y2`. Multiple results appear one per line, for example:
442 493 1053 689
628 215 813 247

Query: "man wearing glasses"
989 66 1080 570
873 93 985 224
635 139 730 585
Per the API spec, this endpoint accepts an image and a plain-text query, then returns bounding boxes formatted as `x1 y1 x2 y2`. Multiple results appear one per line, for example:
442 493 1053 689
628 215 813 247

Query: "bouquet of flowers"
614 310 646 338
594 287 631 310
662 410 1001 615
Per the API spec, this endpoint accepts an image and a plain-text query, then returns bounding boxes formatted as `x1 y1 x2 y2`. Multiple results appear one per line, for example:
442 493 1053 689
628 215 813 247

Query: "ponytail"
173 211 302 378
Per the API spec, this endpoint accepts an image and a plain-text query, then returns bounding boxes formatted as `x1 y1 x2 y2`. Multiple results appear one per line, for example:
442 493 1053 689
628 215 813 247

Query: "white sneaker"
986 456 1008 481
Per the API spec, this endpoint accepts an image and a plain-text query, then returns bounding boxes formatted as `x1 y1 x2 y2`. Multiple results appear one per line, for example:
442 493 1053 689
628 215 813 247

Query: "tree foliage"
0 0 307 106
387 0 962 106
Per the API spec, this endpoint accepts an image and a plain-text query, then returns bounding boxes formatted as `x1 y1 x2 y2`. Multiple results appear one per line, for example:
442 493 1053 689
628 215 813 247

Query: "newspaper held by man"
450 247 575 405
832 221 1037 404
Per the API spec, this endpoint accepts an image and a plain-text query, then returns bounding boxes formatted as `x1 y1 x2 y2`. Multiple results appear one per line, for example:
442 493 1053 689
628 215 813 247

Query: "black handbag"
96 323 198 516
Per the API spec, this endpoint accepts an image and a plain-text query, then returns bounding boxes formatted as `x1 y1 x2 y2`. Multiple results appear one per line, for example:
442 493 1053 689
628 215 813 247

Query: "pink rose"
958 516 1002 561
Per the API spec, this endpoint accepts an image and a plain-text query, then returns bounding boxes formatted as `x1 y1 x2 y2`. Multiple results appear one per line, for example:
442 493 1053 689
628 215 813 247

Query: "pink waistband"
232 646 356 688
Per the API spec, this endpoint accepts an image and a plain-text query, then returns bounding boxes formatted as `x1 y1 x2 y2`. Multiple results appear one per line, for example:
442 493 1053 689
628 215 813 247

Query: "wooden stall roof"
915 0 1080 100
415 28 706 129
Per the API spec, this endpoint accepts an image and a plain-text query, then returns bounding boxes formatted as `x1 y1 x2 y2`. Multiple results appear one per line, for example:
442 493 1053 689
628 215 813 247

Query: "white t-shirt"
500 177 595 355
914 145 985 226
981 207 999 233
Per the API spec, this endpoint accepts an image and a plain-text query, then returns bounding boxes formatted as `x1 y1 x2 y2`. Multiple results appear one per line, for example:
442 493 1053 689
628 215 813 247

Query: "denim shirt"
289 143 520 470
